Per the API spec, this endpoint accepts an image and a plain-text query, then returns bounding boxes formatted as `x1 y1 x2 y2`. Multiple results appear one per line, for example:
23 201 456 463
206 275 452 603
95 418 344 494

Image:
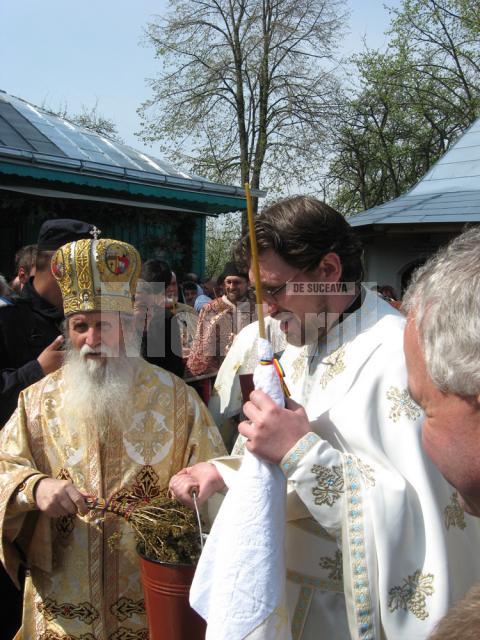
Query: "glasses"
252 268 304 301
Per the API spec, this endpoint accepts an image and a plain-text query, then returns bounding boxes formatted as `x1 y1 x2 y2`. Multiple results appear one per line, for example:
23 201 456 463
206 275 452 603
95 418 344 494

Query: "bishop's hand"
35 478 88 517
239 391 310 464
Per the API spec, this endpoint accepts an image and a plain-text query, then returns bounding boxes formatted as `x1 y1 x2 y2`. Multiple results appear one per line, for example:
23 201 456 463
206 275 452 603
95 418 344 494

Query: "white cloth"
212 290 480 640
209 317 286 422
191 339 290 639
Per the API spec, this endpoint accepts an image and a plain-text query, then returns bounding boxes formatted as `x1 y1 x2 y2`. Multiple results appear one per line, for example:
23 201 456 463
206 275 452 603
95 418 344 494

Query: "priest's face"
68 312 124 360
404 314 480 517
251 250 335 347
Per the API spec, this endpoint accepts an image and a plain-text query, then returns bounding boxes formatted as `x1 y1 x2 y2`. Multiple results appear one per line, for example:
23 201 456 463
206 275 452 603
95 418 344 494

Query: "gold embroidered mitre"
51 238 141 316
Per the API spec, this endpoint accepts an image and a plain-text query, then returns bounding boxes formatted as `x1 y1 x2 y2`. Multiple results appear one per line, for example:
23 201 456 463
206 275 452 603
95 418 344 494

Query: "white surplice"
212 290 480 640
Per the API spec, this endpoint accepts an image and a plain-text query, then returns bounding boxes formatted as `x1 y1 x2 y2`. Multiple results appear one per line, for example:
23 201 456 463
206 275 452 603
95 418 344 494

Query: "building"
350 117 480 296
0 90 259 278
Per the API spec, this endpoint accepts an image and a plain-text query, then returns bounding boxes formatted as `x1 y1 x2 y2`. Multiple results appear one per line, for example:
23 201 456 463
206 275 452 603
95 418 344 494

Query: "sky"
0 0 399 158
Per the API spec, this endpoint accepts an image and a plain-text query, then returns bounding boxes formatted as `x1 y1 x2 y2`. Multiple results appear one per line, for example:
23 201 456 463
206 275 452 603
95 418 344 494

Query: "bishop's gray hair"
403 226 480 396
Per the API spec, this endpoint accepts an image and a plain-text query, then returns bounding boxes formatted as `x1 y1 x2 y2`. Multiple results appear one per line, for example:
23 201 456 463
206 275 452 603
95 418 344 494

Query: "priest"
170 196 480 640
0 236 226 639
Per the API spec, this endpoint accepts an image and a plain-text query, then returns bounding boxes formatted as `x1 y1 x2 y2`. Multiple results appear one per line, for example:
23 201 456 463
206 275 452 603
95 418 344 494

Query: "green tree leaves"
328 0 479 215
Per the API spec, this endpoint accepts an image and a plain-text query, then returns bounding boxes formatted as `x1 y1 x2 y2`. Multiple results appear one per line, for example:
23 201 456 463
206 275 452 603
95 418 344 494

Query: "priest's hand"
35 478 88 517
169 463 226 509
239 391 310 464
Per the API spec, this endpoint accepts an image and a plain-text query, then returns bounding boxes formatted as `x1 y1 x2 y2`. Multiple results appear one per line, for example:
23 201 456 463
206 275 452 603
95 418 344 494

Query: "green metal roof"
0 90 265 215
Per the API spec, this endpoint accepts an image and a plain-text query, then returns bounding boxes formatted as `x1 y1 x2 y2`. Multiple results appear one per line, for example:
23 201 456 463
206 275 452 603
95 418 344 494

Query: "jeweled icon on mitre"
105 243 130 275
51 252 65 278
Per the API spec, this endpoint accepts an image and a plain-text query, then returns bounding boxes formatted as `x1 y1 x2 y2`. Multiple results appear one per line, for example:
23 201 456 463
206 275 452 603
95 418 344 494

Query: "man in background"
182 280 212 312
163 268 199 357
10 244 37 293
186 261 257 377
134 258 184 378
0 219 94 428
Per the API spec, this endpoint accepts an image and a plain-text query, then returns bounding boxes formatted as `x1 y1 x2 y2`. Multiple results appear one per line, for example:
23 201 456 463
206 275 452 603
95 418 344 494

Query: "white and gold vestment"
0 359 226 639
213 291 480 639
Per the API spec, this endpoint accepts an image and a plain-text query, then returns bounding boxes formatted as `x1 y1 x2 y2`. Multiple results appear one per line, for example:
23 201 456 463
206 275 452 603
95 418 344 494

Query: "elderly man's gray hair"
403 226 480 397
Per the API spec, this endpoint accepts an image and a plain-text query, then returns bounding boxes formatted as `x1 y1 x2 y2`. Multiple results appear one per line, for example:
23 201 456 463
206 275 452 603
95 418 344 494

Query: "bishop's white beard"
62 342 140 441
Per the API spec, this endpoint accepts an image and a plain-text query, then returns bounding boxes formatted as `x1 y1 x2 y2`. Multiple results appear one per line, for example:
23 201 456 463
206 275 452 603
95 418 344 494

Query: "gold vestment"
0 359 226 639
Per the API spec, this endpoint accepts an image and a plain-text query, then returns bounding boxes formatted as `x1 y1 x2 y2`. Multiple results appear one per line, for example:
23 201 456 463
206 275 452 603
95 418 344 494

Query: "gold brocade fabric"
186 295 257 377
0 359 226 639
51 238 141 316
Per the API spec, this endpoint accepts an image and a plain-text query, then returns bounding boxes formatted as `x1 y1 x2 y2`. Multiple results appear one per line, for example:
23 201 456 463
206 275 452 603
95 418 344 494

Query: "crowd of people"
0 199 479 640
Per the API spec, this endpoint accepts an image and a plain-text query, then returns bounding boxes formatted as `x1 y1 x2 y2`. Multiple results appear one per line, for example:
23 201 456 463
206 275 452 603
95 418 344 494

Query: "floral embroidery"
38 598 99 624
111 465 161 505
290 351 307 384
311 463 344 506
319 549 343 582
108 629 149 640
55 469 75 540
281 432 319 475
388 570 435 620
105 466 162 520
386 387 421 422
110 597 145 621
355 457 376 488
318 345 346 389
444 492 467 530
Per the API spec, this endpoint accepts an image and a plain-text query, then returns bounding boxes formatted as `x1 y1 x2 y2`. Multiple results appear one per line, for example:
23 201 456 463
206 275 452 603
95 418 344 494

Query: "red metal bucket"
138 548 206 640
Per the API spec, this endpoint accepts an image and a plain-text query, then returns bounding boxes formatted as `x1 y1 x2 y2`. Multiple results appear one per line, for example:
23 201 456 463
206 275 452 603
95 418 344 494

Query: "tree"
326 0 480 215
46 101 123 142
137 0 346 227
205 211 242 278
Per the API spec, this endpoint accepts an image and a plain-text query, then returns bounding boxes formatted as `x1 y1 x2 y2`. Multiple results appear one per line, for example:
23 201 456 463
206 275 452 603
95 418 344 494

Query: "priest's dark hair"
237 195 364 283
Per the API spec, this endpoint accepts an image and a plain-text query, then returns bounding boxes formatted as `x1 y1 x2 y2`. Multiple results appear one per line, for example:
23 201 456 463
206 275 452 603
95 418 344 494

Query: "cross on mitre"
89 225 102 240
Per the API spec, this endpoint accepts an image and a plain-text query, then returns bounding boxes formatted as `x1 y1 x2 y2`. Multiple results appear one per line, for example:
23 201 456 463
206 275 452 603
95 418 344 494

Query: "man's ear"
18 266 28 283
313 252 342 283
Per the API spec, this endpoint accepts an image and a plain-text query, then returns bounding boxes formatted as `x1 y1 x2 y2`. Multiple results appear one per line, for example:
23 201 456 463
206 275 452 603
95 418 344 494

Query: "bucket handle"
191 491 204 552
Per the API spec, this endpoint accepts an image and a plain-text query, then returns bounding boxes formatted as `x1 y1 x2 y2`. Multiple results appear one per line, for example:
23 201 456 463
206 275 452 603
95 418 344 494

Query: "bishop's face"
68 311 124 360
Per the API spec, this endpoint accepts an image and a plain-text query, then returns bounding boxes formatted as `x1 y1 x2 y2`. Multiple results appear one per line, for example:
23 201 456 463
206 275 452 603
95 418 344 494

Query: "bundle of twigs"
86 490 202 564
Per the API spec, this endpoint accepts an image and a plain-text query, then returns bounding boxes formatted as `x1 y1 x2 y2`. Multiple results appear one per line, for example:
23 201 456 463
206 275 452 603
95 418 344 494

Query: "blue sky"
0 0 399 156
